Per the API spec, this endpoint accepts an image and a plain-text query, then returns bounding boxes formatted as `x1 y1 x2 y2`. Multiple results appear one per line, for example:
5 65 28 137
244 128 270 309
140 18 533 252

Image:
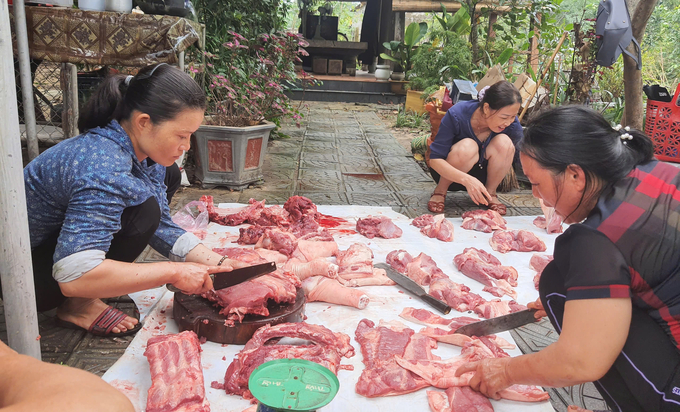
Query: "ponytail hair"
520 105 655 190
78 63 206 131
480 80 522 111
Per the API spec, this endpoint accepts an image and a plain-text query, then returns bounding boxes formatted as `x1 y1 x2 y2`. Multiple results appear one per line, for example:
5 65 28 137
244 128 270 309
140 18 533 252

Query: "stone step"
287 89 404 104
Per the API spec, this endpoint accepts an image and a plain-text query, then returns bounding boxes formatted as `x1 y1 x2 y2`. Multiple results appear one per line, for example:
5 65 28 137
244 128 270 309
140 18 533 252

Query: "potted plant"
380 21 427 87
191 31 308 189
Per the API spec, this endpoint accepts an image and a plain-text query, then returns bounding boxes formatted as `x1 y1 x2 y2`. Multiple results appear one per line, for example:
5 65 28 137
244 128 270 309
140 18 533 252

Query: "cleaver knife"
375 263 451 314
455 309 539 337
166 261 277 293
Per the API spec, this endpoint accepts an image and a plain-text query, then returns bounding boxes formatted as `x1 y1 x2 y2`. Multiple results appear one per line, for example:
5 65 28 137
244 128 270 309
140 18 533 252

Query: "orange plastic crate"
645 83 680 162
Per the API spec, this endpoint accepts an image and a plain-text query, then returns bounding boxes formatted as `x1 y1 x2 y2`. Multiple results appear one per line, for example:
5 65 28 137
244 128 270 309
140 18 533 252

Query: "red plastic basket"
645 83 680 162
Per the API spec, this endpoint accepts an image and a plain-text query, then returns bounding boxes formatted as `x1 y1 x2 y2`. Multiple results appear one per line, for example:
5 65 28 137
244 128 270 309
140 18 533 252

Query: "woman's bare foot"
56 298 138 334
487 194 507 215
428 192 447 213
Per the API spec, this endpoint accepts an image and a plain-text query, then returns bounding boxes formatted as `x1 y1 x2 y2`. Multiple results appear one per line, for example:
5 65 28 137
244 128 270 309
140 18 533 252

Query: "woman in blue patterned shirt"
14 63 232 337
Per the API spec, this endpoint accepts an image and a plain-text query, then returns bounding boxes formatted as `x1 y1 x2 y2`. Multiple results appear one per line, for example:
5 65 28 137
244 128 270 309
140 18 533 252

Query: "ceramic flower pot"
374 65 391 82
193 121 276 189
390 71 405 81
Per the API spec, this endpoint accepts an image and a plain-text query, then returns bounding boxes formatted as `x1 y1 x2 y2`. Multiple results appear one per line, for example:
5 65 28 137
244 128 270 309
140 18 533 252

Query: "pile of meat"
221 322 355 400
144 331 210 412
354 317 550 406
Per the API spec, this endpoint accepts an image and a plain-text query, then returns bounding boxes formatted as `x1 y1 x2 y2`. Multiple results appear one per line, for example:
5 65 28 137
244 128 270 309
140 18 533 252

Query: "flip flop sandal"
428 192 447 214
56 305 142 337
487 201 507 216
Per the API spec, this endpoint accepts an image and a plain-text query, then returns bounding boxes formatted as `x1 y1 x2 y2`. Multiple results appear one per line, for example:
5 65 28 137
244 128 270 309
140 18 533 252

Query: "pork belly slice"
302 276 369 309
144 331 210 412
429 278 486 313
489 230 547 253
202 270 300 322
399 307 479 331
426 387 494 412
356 215 403 239
405 253 449 286
355 319 439 398
461 209 507 233
224 322 354 399
418 327 473 347
473 299 527 319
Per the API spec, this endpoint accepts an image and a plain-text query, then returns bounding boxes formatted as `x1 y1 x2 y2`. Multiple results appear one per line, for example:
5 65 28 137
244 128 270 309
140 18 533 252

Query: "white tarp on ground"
103 205 560 412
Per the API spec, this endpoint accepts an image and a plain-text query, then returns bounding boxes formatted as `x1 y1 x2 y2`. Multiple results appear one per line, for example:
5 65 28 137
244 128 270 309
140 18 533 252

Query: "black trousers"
429 163 488 192
0 164 181 312
540 264 680 412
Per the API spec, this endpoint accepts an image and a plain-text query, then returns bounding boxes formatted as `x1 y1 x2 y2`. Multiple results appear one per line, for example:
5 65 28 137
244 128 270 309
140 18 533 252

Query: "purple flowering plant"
192 31 310 128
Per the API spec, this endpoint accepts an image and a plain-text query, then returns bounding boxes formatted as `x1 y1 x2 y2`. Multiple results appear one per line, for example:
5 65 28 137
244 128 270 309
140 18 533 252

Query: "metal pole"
13 0 39 160
0 0 42 359
179 51 185 72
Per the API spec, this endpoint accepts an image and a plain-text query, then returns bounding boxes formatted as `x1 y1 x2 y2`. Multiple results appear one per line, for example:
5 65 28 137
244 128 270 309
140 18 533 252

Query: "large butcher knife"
375 263 451 314
166 261 277 293
455 309 539 337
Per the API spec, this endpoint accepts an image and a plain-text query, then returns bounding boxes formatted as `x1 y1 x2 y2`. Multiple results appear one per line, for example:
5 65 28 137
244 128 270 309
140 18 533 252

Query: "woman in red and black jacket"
457 105 680 412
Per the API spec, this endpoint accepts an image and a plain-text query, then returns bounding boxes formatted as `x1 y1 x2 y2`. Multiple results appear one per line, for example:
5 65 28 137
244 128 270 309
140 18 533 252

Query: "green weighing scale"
248 359 340 412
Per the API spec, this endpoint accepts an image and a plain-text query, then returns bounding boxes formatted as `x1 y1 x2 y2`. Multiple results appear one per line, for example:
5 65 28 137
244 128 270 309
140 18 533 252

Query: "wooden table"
303 39 367 76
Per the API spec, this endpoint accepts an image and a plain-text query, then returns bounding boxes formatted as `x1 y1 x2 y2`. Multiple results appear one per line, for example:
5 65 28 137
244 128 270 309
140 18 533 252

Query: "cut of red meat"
254 248 288 264
237 225 266 245
418 327 473 347
250 205 290 227
283 196 319 221
399 307 479 331
144 331 210 412
419 214 455 242
201 195 265 226
473 299 527 319
405 253 449 286
202 271 300 322
336 243 396 286
538 200 563 234
284 258 339 281
291 239 339 262
461 210 507 233
429 278 486 313
489 230 547 253
449 386 494 412
530 253 554 291
355 319 439 398
386 249 414 274
302 276 369 309
356 215 403 239
223 322 354 399
212 247 266 265
254 228 298 257
288 214 321 237
297 230 334 242
453 247 518 298
412 214 435 228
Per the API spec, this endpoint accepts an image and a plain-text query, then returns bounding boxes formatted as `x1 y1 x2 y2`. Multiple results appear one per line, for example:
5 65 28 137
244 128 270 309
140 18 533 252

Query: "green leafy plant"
435 4 470 36
395 108 429 130
380 22 428 78
409 31 472 91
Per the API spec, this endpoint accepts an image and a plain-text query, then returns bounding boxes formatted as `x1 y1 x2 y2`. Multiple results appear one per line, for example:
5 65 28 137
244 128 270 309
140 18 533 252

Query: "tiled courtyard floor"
1 102 608 411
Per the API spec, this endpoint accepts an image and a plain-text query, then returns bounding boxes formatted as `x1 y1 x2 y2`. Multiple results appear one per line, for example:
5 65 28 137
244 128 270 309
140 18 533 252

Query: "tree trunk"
467 0 479 64
622 0 658 129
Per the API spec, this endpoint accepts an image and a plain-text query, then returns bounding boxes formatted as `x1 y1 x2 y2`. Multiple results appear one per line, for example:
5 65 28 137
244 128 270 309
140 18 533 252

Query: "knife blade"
455 309 538 337
166 261 277 293
375 263 451 314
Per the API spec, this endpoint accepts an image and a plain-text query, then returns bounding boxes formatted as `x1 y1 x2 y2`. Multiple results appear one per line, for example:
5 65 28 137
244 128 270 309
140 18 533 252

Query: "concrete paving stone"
38 317 87 353
300 145 337 154
299 153 339 162
364 132 397 139
372 146 410 156
41 352 72 365
333 121 361 127
266 144 302 155
305 131 337 138
337 146 376 157
298 169 342 180
340 165 383 174
335 132 365 139
303 140 337 149
296 179 345 192
254 178 296 191
343 175 394 192
336 140 370 148
391 205 422 219
66 351 127 377
497 192 541 208
346 192 402 206
238 191 294 204
262 169 297 181
293 192 350 205
75 332 136 352
386 174 436 191
338 154 377 164
300 160 342 170
504 207 544 216
395 191 436 208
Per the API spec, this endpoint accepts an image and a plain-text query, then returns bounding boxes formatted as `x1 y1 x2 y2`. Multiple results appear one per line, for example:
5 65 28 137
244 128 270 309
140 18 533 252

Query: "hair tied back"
477 85 490 101
613 124 633 144
124 75 133 86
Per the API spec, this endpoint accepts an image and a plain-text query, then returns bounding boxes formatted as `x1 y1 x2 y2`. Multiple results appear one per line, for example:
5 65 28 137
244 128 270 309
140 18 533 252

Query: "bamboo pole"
0 0 41 359
519 31 568 122
552 57 563 105
13 0 39 160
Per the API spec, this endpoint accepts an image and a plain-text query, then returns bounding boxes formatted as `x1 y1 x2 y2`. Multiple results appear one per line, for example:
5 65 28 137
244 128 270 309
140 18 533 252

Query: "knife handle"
422 294 451 315
166 274 215 293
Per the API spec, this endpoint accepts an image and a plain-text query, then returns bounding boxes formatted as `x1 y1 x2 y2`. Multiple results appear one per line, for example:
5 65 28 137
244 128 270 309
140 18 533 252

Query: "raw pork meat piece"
453 248 518 299
144 331 210 412
298 230 334 242
426 387 494 412
355 319 439 397
356 215 403 239
201 195 265 226
530 253 554 291
336 243 396 286
254 248 288 265
461 210 507 233
284 258 339 281
302 276 369 309
399 307 479 331
212 247 265 265
224 322 354 399
490 230 547 253
395 357 471 388
429 278 486 313
202 271 300 322
412 214 435 228
419 214 455 242
288 214 321 237
251 205 290 227
536 198 563 234
283 196 319 221
291 239 339 262
237 225 266 245
386 249 414 274
254 228 298 257
405 253 449 286
418 327 473 347
473 299 527 319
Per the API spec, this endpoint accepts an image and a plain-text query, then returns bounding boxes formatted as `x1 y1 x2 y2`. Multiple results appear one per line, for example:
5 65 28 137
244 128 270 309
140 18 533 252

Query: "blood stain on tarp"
318 214 347 228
